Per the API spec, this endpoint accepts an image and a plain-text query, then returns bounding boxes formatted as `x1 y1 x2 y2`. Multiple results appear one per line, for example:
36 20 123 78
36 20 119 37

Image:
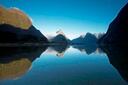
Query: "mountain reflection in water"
0 44 128 85
100 45 128 83
0 46 48 80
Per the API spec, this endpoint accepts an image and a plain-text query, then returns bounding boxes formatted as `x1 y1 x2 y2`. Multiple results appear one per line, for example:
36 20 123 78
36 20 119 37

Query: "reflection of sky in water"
0 47 127 85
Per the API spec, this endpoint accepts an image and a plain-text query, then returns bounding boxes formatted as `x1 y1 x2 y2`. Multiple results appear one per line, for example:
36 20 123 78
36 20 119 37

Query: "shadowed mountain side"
98 3 128 44
0 45 48 80
72 44 98 55
0 24 48 43
46 45 70 57
100 45 128 83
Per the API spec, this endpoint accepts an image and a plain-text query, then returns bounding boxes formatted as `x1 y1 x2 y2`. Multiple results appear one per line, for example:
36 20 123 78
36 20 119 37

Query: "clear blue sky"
0 0 128 38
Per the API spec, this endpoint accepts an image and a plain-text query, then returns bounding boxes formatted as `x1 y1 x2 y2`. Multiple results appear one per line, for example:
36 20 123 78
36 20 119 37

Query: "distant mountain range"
48 30 105 45
71 32 104 45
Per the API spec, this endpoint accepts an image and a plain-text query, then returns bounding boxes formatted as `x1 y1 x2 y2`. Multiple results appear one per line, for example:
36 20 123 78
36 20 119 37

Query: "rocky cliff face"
0 6 48 43
98 3 128 44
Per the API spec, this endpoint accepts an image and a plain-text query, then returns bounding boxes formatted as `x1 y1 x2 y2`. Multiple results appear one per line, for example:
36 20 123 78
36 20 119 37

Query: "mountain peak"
56 29 66 36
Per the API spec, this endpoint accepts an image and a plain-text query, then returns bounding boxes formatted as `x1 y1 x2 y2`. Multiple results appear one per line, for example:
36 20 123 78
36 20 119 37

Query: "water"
0 45 128 85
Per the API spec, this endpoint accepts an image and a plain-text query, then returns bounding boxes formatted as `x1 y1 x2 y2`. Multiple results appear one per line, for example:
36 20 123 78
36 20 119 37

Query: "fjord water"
0 45 128 85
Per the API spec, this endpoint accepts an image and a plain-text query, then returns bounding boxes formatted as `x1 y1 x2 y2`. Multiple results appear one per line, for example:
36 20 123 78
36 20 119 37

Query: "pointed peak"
56 29 65 36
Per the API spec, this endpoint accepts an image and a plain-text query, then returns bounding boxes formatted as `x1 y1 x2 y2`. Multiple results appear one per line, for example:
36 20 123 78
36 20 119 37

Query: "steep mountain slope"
98 3 128 44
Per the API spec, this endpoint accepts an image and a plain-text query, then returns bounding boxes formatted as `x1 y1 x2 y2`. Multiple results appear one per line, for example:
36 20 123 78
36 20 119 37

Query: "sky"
0 0 128 39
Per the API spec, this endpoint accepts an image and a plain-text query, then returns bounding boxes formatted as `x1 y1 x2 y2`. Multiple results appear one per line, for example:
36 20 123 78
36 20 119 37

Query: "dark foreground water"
0 45 128 85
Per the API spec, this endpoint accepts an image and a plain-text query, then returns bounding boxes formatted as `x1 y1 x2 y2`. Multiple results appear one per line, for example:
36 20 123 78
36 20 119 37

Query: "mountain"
98 3 128 44
71 32 97 45
0 24 48 43
0 6 48 43
49 29 70 44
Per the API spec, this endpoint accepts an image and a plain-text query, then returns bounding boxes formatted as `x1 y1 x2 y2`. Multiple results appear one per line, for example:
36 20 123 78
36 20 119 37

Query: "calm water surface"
0 45 127 85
